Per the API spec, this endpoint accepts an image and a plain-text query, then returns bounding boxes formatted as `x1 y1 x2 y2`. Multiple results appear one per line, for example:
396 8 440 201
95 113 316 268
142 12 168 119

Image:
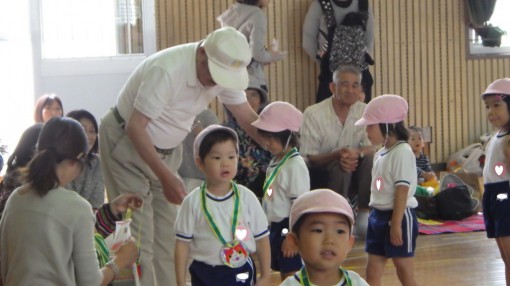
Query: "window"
40 0 144 59
468 1 510 57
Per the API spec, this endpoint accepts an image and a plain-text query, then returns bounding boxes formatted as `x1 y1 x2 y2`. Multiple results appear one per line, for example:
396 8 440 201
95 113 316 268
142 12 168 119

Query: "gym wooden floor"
267 231 505 285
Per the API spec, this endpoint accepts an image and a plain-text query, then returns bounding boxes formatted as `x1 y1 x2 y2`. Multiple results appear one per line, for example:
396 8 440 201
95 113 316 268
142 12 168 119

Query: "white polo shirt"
116 42 246 149
300 98 370 155
263 153 310 223
369 141 418 210
483 131 510 184
174 184 269 266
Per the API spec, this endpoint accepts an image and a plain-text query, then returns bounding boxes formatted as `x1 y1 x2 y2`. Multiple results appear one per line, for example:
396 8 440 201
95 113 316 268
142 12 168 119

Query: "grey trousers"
310 154 373 209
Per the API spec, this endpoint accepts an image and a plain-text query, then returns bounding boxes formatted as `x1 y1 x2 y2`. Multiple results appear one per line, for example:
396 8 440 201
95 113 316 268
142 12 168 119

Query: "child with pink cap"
281 189 369 285
251 101 310 280
480 78 510 285
354 94 418 286
174 125 271 286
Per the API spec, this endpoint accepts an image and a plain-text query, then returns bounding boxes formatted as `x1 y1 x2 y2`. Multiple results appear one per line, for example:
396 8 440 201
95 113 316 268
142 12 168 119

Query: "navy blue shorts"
269 218 303 272
483 181 510 238
365 208 418 258
189 257 256 286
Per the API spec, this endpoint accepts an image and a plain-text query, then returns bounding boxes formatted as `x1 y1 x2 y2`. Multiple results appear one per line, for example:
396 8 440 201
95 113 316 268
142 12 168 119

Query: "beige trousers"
99 110 182 286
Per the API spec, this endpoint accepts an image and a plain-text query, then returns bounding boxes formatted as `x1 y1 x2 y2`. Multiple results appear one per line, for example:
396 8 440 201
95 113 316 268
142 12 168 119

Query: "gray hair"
332 65 362 85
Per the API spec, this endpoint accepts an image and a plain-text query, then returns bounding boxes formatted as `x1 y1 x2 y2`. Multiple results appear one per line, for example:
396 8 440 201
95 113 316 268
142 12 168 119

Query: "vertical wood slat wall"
156 0 510 163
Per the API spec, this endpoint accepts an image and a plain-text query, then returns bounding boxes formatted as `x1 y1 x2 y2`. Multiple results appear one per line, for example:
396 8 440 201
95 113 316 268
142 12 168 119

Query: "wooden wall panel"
155 0 510 163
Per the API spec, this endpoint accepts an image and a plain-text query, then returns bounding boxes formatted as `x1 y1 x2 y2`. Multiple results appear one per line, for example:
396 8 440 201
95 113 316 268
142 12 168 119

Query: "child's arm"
390 185 410 246
282 235 299 258
254 236 271 286
175 239 190 286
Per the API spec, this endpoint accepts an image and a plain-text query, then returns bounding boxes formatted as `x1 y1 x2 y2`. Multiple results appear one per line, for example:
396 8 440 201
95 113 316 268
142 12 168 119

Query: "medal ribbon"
200 181 240 245
299 266 352 286
262 147 298 199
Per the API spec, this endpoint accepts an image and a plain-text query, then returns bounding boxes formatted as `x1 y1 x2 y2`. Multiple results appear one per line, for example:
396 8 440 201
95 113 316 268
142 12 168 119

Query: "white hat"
203 27 252 91
193 124 239 158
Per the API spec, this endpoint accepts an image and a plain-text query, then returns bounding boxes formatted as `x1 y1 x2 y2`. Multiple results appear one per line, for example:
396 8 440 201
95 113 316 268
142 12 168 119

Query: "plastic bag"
110 220 140 286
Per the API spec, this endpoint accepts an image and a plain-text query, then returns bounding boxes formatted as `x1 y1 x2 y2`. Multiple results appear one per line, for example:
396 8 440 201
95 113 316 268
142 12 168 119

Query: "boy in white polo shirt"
281 189 369 286
174 125 270 286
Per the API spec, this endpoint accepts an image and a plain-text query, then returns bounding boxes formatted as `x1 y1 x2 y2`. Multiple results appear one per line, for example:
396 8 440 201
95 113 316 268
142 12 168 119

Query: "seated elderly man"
300 65 375 237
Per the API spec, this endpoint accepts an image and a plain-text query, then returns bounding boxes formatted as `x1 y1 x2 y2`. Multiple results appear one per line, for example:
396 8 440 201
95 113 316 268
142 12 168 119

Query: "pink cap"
251 101 303 132
203 27 252 91
355 94 408 126
290 189 354 231
481 78 510 98
193 124 239 158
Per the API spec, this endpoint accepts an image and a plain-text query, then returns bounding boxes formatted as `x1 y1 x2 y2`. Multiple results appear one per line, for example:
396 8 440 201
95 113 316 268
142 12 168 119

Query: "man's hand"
161 170 186 204
339 147 360 172
109 193 144 216
126 109 186 205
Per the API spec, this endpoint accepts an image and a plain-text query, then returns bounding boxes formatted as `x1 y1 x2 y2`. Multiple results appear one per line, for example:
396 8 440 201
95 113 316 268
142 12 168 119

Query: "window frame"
466 1 510 59
31 0 156 76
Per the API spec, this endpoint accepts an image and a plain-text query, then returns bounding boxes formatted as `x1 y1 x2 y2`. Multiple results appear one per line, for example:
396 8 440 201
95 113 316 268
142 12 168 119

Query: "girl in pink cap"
251 101 310 281
354 94 418 286
480 78 510 286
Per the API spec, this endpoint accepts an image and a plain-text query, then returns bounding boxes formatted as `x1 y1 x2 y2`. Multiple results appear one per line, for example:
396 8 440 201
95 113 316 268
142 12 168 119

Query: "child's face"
408 130 424 154
79 118 97 153
291 213 354 273
261 135 284 156
196 140 238 185
484 95 510 129
366 124 384 145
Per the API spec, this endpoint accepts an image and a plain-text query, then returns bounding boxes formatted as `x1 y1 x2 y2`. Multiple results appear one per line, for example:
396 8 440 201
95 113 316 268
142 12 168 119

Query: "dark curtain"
466 0 497 27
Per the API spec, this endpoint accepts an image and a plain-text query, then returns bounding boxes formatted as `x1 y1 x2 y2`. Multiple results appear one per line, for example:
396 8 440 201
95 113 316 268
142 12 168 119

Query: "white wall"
37 66 137 122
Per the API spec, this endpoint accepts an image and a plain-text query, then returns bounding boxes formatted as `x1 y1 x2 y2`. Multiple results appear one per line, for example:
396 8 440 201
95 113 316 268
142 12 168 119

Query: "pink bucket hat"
481 78 510 99
203 27 252 91
355 94 408 126
290 189 354 231
193 124 239 158
251 101 303 132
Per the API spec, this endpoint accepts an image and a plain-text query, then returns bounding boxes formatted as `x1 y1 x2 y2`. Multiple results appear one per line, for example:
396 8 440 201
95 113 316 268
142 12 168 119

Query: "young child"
251 101 310 280
354 94 418 286
408 126 436 184
480 78 510 286
217 0 286 88
281 188 369 286
174 124 271 286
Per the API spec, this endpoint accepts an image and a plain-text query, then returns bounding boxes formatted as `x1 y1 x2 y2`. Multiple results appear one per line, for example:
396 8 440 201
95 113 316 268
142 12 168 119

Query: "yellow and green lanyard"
299 266 352 286
200 181 240 245
262 147 298 200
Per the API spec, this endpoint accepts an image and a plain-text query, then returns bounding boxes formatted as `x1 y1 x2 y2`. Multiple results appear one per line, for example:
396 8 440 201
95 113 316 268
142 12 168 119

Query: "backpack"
435 185 479 220
415 174 479 221
317 0 372 72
